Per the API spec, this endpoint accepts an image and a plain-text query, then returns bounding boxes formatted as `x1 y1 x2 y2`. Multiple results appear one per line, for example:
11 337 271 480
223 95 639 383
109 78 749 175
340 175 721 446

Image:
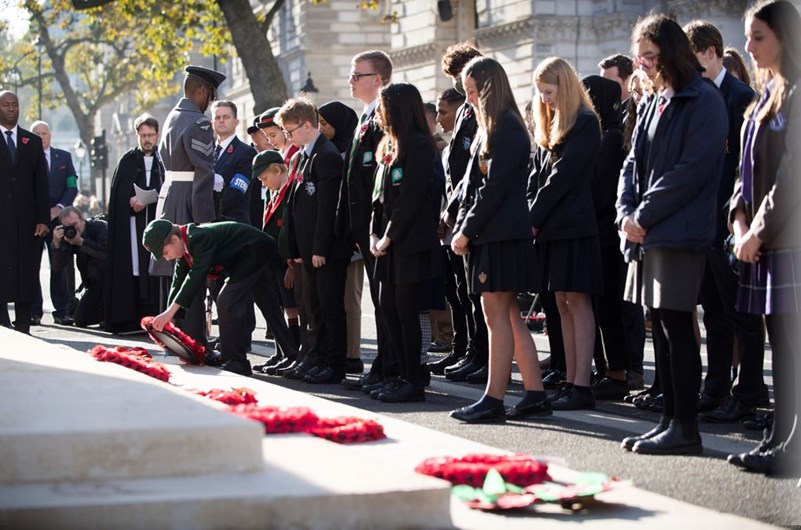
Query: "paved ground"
16 262 801 527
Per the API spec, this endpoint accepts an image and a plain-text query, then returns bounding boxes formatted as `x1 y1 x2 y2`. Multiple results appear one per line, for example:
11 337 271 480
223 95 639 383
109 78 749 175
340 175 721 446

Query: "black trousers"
540 291 566 372
301 258 348 371
765 313 799 454
651 307 702 422
444 248 470 356
177 287 208 350
73 285 104 327
699 247 767 404
218 265 298 366
32 219 77 319
452 252 488 364
358 237 398 376
593 242 629 373
380 280 425 387
622 301 646 374
1 302 31 334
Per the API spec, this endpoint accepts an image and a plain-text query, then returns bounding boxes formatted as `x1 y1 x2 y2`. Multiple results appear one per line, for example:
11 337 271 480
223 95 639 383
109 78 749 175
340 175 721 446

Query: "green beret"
257 107 281 129
142 219 175 259
252 149 285 177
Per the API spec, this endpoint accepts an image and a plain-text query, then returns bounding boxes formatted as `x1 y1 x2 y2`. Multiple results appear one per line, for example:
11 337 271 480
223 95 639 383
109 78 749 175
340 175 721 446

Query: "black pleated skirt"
536 236 603 295
468 239 539 294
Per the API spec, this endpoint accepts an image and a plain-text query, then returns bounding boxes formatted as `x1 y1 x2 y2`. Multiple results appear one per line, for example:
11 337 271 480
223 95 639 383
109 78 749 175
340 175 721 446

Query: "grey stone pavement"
16 260 801 527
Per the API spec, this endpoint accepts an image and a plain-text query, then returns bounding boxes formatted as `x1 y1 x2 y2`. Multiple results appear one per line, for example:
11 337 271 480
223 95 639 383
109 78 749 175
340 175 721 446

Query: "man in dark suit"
337 50 398 390
684 21 767 422
278 98 350 384
30 120 79 326
0 91 50 334
211 100 257 224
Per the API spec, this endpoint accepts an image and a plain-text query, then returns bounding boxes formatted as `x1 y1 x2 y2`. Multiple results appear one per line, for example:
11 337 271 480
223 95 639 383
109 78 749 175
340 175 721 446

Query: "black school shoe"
592 377 630 401
506 398 553 419
450 402 506 424
220 360 252 376
550 387 596 411
377 380 425 403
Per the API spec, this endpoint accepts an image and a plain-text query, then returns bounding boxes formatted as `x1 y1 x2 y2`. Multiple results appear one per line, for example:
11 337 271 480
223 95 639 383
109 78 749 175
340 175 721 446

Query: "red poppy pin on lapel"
21 137 29 145
227 145 234 154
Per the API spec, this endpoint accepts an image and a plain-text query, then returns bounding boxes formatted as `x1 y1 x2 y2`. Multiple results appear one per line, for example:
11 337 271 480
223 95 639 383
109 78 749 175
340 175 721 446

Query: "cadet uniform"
143 219 297 376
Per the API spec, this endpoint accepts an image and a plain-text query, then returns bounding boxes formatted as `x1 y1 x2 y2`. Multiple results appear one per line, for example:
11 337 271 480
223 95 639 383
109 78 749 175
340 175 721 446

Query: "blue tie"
214 143 222 164
5 130 15 164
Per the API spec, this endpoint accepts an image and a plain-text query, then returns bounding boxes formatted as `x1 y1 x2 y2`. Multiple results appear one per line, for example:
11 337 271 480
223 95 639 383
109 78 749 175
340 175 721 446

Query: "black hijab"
581 75 622 132
318 101 359 154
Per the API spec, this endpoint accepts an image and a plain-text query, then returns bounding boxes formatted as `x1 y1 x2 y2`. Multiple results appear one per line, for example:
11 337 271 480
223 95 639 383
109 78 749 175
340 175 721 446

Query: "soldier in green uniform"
143 218 297 376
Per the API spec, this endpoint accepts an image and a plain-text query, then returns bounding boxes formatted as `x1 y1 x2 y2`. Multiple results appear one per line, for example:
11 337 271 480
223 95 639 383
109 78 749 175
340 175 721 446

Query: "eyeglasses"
348 72 379 82
283 123 305 137
636 52 660 68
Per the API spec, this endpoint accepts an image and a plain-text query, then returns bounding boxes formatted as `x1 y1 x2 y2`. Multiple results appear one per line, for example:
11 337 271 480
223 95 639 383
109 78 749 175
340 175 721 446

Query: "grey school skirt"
624 247 705 312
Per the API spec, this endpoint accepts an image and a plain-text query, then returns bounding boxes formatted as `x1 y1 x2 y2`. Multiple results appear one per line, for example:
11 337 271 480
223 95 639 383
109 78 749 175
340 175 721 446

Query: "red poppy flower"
227 145 234 154
21 136 29 144
415 453 550 487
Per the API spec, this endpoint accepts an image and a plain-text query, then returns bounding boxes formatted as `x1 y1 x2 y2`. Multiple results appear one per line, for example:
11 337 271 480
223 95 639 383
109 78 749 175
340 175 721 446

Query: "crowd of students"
145 0 799 478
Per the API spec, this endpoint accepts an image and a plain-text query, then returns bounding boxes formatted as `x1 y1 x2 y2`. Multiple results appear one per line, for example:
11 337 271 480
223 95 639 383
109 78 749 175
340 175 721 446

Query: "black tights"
380 281 424 387
765 313 799 453
650 307 701 422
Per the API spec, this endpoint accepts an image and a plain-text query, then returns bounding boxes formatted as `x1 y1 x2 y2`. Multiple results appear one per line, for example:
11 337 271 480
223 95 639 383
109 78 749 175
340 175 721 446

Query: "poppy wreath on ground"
229 404 320 434
451 468 632 511
140 316 207 365
228 405 386 444
87 345 171 383
305 416 386 444
188 387 258 406
415 453 551 488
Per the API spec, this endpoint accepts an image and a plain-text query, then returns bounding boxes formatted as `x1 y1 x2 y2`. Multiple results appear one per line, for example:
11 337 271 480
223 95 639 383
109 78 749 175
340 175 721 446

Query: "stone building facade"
224 0 752 129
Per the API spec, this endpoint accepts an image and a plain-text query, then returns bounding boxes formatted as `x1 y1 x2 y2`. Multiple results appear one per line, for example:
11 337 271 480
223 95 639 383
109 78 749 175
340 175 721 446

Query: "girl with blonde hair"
528 56 603 410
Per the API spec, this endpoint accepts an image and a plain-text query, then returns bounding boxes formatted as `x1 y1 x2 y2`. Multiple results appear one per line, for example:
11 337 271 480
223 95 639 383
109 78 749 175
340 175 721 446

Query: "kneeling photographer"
52 206 108 327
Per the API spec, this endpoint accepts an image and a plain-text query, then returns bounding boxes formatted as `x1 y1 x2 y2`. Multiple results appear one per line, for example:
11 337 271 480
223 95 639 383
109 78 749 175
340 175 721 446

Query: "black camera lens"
63 225 77 239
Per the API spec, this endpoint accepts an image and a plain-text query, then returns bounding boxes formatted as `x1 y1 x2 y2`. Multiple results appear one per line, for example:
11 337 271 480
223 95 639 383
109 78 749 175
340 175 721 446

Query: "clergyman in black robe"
104 115 166 333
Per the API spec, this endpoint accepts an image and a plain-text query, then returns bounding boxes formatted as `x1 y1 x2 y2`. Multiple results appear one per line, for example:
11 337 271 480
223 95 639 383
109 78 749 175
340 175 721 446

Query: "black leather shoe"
697 392 725 413
370 378 403 399
444 355 474 375
341 371 382 390
743 412 773 431
220 360 252 376
29 316 42 326
445 360 483 382
728 436 772 468
377 380 425 402
624 386 659 404
266 356 295 375
253 354 283 373
450 401 506 424
428 353 465 375
621 417 670 451
592 377 629 401
551 387 596 410
283 359 316 380
53 315 74 326
740 447 800 476
546 384 570 402
305 366 346 384
203 350 224 367
465 364 488 384
542 369 566 389
363 376 392 395
634 393 664 413
700 396 756 423
345 358 364 374
632 420 702 455
506 398 553 419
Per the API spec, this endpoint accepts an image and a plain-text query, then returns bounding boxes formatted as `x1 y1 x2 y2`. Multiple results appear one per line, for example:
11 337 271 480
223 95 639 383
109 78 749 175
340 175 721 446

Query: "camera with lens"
63 224 78 239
